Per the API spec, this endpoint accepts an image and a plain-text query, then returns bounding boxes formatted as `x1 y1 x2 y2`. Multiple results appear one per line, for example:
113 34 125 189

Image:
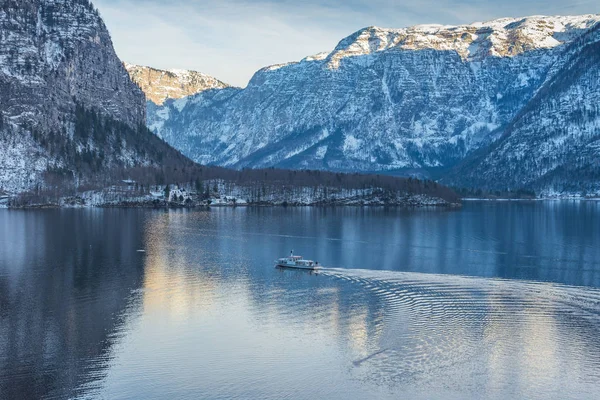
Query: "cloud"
93 0 599 87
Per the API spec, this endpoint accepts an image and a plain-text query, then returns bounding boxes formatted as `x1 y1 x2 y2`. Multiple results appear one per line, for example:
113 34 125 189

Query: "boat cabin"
275 251 321 270
296 260 315 267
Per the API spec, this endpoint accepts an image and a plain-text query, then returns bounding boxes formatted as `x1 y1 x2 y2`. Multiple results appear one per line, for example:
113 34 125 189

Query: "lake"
1 202 600 399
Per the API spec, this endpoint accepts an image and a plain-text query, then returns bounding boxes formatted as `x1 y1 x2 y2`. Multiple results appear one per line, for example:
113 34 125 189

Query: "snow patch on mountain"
446 23 600 194
325 15 600 68
0 125 49 193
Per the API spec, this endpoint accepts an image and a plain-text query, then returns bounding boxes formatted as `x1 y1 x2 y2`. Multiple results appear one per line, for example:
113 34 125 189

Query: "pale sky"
93 0 599 87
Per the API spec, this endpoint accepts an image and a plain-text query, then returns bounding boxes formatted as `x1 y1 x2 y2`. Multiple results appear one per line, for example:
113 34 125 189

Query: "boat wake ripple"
319 268 600 397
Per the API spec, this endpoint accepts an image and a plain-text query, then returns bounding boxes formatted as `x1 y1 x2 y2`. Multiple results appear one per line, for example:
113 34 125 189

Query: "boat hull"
275 264 322 271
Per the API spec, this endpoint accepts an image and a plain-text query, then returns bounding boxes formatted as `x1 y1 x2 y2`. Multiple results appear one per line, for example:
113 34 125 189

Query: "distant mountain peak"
125 63 231 105
326 15 600 68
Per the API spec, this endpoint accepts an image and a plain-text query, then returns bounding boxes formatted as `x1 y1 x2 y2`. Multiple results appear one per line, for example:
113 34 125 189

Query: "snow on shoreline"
4 180 458 209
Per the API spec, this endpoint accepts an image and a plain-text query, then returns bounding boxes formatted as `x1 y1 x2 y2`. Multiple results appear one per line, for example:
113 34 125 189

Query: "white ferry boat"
275 251 322 271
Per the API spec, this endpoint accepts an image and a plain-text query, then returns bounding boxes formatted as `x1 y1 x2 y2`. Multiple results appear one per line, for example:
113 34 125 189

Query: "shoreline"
3 202 463 210
462 197 600 202
5 196 598 210
4 188 461 210
6 197 600 210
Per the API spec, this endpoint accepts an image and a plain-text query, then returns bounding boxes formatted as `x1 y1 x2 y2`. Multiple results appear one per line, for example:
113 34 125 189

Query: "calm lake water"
1 202 600 399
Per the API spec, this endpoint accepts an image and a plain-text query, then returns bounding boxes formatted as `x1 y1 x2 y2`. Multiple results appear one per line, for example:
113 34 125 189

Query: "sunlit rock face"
147 15 600 193
125 64 230 105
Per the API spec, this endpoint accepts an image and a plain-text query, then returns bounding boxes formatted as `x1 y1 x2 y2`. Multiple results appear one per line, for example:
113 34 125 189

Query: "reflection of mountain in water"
0 210 148 399
2 205 600 399
114 207 600 398
139 209 386 358
148 203 600 287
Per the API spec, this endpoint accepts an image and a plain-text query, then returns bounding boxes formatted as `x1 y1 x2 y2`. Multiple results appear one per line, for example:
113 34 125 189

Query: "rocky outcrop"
0 0 145 130
0 0 188 192
125 63 230 105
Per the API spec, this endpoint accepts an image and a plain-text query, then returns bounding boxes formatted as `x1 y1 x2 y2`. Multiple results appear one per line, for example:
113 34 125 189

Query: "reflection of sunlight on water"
484 290 561 397
347 307 369 353
323 268 600 397
94 207 600 399
128 211 391 396
4 205 600 400
142 242 219 319
522 313 559 395
140 211 379 359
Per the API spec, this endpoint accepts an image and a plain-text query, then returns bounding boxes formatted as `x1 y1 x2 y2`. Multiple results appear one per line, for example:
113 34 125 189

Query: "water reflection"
326 268 600 399
0 210 148 399
189 202 600 287
0 203 599 399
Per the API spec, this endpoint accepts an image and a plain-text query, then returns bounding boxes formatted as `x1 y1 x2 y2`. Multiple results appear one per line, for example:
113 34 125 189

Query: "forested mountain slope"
445 22 600 194
0 0 189 193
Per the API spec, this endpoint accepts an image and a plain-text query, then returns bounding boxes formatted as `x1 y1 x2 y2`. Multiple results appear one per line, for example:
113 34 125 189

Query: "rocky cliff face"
0 0 145 130
0 0 187 192
147 15 600 194
446 23 600 195
125 63 230 105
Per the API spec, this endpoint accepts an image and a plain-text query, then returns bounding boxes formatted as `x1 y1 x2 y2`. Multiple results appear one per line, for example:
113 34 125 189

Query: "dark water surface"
1 202 600 399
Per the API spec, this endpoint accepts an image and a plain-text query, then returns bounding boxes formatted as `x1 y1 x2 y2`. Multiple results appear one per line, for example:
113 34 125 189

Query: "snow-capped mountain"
0 0 187 193
446 22 600 194
147 15 600 193
125 63 230 105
